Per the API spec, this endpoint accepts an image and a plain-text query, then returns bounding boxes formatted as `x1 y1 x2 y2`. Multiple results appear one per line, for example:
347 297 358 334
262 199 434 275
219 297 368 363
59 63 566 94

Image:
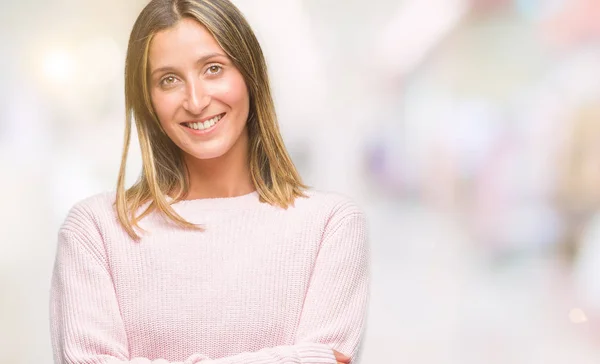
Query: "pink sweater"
50 190 369 364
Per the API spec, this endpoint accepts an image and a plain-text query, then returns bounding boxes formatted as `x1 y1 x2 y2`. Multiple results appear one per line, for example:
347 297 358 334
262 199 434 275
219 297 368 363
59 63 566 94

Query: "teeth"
185 114 223 131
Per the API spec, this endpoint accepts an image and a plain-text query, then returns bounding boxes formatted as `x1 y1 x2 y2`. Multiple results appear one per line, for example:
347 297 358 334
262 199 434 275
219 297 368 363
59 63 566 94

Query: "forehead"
148 18 223 68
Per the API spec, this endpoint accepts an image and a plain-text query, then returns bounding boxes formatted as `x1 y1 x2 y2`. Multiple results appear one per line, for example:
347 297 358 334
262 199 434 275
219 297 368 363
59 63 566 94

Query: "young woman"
49 1 369 363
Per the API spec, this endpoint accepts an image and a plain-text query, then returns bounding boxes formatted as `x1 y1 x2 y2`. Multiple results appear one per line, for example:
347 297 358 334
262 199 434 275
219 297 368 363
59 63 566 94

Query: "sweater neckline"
169 190 261 210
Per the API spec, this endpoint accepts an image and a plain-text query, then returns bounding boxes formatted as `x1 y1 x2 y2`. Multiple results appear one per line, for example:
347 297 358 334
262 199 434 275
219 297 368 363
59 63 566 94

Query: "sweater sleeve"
50 203 204 364
50 201 369 364
292 203 370 364
193 204 370 364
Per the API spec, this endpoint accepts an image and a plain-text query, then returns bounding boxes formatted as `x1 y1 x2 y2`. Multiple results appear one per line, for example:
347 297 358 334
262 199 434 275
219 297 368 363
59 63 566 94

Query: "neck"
182 130 255 200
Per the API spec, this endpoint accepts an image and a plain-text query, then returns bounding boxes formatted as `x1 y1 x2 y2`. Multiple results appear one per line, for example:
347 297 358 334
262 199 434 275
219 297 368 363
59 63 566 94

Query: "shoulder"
299 189 364 214
299 190 368 251
60 191 117 237
295 188 366 225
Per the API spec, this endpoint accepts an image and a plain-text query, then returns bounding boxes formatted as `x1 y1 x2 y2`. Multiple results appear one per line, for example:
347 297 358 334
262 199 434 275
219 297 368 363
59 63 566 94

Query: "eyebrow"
150 52 228 78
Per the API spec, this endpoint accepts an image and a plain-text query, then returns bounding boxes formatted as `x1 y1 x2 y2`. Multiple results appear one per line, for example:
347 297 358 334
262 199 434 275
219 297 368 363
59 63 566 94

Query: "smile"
181 113 225 131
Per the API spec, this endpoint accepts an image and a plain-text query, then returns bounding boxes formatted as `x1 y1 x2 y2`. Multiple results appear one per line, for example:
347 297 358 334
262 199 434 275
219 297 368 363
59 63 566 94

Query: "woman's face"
148 18 250 161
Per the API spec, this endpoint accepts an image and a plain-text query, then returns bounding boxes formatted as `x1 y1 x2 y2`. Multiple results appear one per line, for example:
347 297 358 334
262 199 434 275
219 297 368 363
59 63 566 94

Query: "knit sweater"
49 189 370 364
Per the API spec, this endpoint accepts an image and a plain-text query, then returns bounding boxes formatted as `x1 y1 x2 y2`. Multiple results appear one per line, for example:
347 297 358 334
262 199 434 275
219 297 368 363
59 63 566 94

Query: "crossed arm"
50 206 369 364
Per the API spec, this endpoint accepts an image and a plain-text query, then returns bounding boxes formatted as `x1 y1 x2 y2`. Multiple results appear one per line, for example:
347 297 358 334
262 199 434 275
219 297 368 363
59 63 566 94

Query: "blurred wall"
2 0 600 363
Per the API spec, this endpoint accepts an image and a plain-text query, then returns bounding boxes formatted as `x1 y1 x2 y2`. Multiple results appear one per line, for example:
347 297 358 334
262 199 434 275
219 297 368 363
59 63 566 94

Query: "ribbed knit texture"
50 189 369 364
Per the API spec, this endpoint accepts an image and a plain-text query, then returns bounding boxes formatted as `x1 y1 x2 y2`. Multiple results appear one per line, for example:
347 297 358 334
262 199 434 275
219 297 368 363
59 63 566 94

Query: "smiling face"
148 17 251 162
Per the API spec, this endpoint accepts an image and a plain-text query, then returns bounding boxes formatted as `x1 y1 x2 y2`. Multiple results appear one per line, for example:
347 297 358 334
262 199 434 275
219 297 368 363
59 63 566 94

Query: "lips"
181 113 225 131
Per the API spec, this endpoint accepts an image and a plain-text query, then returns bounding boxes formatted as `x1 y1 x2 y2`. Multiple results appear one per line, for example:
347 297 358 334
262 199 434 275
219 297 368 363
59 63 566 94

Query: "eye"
159 75 180 88
206 64 223 76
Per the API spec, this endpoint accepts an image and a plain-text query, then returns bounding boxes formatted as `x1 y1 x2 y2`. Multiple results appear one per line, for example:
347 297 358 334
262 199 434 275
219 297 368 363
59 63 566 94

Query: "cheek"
151 91 180 127
218 74 250 113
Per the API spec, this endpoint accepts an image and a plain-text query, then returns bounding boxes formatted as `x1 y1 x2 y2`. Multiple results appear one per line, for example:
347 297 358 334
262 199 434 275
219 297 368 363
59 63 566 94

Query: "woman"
49 1 369 363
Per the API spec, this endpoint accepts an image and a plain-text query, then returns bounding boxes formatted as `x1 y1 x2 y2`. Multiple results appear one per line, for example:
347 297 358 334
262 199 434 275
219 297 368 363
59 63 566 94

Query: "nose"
182 79 210 115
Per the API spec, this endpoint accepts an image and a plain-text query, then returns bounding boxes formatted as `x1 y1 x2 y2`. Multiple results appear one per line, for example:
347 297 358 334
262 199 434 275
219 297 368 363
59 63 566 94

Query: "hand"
333 349 351 364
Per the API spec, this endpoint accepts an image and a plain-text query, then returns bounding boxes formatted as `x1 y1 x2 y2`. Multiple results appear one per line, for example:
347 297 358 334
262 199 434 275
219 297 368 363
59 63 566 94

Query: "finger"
333 350 351 363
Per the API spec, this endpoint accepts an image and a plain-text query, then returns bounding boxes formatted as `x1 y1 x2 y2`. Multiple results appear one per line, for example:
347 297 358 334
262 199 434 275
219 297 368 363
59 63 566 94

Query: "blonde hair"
117 0 307 239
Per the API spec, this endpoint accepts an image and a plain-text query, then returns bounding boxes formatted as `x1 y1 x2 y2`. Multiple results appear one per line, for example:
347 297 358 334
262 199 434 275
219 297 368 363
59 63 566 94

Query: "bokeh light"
41 49 77 85
2 0 600 363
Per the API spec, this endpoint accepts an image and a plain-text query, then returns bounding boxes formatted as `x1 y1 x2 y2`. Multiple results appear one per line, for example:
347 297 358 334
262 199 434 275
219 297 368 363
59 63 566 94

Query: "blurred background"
2 0 600 362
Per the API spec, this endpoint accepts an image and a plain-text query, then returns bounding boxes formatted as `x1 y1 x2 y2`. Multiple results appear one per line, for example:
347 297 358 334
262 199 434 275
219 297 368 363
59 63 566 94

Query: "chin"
186 145 231 160
186 148 229 161
179 125 248 162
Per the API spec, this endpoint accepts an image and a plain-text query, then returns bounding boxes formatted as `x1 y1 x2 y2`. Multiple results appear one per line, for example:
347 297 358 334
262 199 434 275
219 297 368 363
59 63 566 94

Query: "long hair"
116 0 307 240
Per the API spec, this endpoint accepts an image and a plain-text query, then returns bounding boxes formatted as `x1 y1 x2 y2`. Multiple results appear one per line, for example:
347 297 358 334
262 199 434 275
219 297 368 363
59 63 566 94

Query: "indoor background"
1 0 600 362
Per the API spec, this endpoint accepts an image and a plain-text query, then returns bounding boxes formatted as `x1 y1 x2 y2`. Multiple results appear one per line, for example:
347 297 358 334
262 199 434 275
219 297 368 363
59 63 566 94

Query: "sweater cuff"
184 353 211 363
295 343 337 364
